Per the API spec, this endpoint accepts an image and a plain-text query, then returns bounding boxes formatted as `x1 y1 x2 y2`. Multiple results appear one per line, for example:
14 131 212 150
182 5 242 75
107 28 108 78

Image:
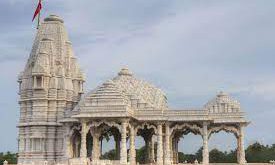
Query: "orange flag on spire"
32 0 42 21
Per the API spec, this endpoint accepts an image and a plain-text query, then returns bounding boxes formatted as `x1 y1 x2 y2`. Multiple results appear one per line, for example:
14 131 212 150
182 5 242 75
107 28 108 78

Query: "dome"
79 68 168 111
204 91 241 113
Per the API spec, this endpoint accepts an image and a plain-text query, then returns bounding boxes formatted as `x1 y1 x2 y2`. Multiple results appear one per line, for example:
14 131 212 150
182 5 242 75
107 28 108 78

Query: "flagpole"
36 0 42 29
37 11 40 29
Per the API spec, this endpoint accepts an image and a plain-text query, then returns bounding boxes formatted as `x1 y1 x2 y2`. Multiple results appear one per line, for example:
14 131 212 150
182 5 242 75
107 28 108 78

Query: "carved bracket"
208 124 240 139
170 123 203 136
135 122 157 134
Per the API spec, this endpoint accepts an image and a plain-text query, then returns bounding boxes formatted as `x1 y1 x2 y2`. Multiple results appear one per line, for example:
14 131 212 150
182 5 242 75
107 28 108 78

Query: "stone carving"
208 124 240 138
88 120 122 133
135 122 158 134
170 123 203 136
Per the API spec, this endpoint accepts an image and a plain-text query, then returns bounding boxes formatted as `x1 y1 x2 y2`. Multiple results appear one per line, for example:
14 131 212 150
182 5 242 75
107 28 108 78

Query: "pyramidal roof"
113 68 168 110
19 15 84 90
79 68 168 111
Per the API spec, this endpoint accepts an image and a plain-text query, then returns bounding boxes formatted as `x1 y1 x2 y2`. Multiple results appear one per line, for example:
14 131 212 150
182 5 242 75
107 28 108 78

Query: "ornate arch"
170 123 203 136
208 124 240 139
135 122 157 134
88 120 122 133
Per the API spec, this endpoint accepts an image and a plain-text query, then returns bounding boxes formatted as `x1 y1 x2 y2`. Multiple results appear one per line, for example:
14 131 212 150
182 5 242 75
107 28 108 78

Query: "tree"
195 147 203 162
4 141 275 164
101 149 117 160
136 146 147 164
0 152 17 165
209 149 226 163
246 142 275 163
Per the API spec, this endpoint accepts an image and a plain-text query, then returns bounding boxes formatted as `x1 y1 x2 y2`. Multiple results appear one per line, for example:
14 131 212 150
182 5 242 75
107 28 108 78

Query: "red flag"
32 0 42 21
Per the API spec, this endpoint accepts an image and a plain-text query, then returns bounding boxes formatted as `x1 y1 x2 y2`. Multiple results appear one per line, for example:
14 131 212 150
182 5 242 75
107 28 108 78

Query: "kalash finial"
118 68 133 76
44 14 64 23
217 91 228 97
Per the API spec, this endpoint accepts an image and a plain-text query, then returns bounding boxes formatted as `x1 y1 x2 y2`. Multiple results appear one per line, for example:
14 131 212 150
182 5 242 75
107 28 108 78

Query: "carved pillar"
144 135 153 163
80 121 87 158
172 135 180 164
92 129 100 161
175 137 179 164
120 120 128 165
151 136 155 162
237 136 240 163
171 137 176 163
172 135 177 164
143 136 149 162
130 126 136 165
80 121 88 165
164 123 171 165
114 134 121 160
238 125 246 165
202 122 209 165
157 123 163 165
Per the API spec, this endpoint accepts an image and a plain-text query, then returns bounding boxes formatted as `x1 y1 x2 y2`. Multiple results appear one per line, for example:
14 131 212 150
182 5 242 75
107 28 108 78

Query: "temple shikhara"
17 15 249 165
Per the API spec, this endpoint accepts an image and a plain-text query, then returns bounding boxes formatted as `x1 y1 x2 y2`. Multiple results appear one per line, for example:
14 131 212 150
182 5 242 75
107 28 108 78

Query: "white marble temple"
17 15 249 165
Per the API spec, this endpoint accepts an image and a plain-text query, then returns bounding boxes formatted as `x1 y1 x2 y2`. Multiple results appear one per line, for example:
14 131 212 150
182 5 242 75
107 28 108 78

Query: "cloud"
240 81 275 102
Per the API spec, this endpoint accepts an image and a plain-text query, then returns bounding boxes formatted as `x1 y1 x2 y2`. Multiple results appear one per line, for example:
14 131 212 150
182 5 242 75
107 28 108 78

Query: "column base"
119 162 128 165
157 160 163 165
239 160 247 165
82 158 89 165
164 160 172 165
130 158 136 165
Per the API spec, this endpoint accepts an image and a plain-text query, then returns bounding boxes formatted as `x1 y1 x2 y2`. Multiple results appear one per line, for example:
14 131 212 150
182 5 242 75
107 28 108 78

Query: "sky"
0 0 275 154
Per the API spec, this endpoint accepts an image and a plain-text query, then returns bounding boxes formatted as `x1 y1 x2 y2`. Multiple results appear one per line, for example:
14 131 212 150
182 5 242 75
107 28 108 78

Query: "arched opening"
98 124 121 161
71 130 81 158
209 130 238 163
135 125 156 164
177 132 203 163
170 124 202 164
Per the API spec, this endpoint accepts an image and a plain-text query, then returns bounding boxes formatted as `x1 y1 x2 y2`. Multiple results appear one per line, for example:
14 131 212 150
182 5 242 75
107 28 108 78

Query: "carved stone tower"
17 15 85 163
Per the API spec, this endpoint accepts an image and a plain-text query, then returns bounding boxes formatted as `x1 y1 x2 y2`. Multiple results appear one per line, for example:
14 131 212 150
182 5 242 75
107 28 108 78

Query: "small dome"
44 15 64 23
217 91 227 97
113 68 167 110
204 91 241 113
118 68 133 76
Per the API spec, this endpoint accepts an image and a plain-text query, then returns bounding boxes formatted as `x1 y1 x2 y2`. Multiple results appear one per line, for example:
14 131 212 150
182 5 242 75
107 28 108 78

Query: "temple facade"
17 15 249 165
